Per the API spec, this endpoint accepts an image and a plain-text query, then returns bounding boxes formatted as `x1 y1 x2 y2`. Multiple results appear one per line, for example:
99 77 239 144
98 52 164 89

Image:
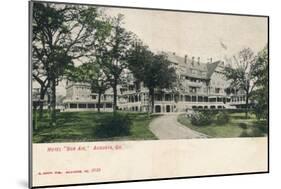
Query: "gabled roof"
163 52 222 79
207 61 221 78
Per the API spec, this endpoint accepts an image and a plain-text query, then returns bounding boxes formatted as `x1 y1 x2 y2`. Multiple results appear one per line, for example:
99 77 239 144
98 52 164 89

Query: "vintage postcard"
29 0 269 188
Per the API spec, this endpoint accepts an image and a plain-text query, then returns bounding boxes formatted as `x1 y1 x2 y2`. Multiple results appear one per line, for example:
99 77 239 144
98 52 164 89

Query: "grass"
33 111 158 143
177 112 268 138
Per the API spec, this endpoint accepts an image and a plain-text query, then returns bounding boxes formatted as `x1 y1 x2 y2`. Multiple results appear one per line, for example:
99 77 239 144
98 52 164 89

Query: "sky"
104 7 268 62
34 5 268 96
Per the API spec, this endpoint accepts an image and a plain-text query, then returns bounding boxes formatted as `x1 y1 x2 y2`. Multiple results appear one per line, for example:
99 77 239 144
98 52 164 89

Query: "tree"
68 62 110 112
127 43 177 113
94 14 134 112
32 2 101 125
252 46 268 121
32 60 49 119
223 48 259 118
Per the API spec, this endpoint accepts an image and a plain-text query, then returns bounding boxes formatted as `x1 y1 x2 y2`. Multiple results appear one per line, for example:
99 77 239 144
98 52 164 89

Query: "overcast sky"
105 7 268 62
37 5 268 96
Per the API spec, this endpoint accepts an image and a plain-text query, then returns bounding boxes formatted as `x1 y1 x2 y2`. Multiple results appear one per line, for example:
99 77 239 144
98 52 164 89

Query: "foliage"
251 46 269 121
223 48 259 118
93 113 132 138
215 111 230 125
178 112 267 138
190 111 213 126
240 128 264 137
238 122 248 129
67 62 111 112
239 130 250 137
32 2 103 125
93 14 135 112
127 43 177 113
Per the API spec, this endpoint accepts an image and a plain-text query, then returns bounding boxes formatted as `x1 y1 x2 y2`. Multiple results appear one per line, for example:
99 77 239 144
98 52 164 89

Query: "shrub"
215 111 230 125
190 111 213 126
240 130 250 137
240 128 264 137
258 125 268 134
250 128 265 137
93 113 132 138
238 122 248 129
197 109 219 116
255 120 268 134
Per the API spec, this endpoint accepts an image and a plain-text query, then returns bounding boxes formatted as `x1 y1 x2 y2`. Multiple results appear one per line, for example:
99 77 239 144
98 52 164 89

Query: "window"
155 105 161 113
78 104 86 108
209 98 216 102
155 94 161 101
96 104 103 108
91 95 96 100
192 96 197 102
190 78 197 82
185 95 191 102
215 88 220 93
204 97 208 102
88 104 95 108
201 71 206 76
191 69 198 74
189 87 197 93
70 104 77 109
106 103 112 108
165 94 171 101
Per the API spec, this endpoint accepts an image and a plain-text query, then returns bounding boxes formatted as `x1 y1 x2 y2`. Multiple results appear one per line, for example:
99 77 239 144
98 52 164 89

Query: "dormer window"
191 69 197 74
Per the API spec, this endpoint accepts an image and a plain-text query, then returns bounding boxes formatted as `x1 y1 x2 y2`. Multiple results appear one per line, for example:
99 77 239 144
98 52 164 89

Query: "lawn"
33 111 158 143
177 112 268 138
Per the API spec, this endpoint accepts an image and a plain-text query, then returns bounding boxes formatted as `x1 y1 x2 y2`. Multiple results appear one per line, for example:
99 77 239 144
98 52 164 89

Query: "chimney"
172 52 176 55
197 57 200 65
191 56 195 66
210 57 212 63
184 55 188 64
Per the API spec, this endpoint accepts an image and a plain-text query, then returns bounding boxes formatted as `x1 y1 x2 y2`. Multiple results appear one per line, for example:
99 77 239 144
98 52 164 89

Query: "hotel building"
63 52 247 113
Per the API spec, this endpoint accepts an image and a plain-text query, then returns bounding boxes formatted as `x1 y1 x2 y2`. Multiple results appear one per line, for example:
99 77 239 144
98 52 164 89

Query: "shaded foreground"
33 111 158 143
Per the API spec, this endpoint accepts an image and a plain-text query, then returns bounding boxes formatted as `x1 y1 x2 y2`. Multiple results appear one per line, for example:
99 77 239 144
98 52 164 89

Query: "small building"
63 82 114 112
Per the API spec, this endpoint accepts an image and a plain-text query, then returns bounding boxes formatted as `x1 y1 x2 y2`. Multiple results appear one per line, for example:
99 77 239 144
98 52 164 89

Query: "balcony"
186 81 204 87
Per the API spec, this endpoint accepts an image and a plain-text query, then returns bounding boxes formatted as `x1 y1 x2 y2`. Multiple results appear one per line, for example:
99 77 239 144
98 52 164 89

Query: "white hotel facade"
63 52 247 113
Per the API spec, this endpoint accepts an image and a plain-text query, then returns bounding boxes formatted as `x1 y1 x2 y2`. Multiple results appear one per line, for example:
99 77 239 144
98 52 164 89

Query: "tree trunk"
47 92 51 120
38 86 46 119
97 91 101 113
149 88 155 113
245 93 249 119
112 78 118 113
49 77 56 126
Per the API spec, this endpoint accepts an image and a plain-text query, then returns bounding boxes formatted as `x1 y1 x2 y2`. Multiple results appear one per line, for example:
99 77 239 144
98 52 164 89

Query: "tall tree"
94 14 133 112
224 47 259 118
128 43 177 113
252 46 268 121
32 2 101 125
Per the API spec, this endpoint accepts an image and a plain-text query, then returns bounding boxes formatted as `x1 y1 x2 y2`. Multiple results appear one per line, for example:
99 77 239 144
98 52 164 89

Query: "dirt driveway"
149 114 208 139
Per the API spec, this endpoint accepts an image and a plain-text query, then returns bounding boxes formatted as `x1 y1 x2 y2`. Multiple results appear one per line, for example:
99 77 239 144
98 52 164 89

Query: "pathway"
149 114 208 139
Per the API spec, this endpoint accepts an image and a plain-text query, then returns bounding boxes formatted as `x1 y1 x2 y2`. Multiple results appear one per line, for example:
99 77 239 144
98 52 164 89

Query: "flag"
220 40 228 50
